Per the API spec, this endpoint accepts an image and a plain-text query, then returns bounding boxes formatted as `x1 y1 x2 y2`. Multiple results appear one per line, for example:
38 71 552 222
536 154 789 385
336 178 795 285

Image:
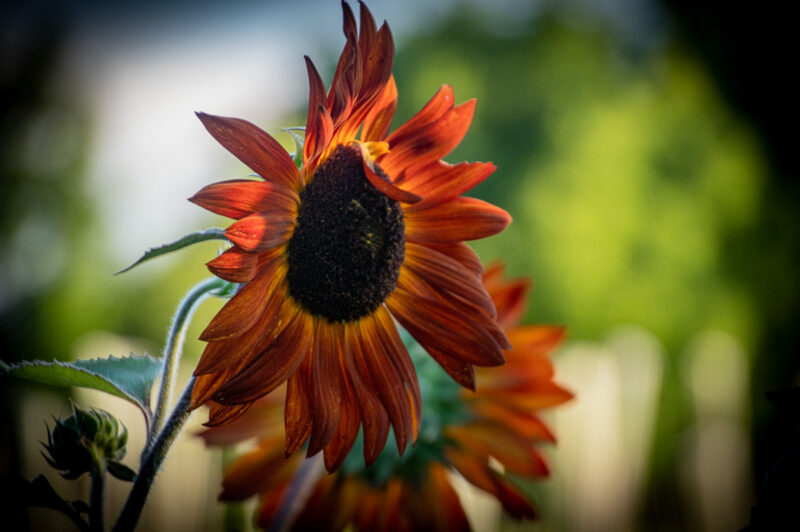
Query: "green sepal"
107 461 137 482
115 227 228 275
282 127 305 168
2 353 161 428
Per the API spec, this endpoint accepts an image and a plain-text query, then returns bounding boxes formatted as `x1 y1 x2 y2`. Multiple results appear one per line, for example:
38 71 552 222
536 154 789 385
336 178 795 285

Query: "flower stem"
89 455 106 532
113 378 196 532
267 454 324 532
146 277 223 454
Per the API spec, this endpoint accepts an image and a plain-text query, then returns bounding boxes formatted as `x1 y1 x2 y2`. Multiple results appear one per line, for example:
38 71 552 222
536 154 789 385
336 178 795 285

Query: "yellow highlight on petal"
362 141 390 160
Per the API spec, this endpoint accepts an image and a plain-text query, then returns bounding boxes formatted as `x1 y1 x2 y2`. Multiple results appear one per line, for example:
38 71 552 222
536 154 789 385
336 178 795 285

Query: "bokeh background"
2 0 797 530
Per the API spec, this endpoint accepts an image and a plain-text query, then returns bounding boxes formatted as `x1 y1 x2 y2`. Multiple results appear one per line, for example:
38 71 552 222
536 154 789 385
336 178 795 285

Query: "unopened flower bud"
42 404 128 479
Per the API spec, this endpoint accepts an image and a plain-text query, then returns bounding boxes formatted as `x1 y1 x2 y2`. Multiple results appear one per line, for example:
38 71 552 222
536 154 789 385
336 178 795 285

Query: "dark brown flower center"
286 144 404 322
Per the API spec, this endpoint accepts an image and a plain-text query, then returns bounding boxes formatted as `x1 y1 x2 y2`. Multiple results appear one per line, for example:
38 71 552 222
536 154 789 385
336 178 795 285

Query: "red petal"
206 246 258 283
350 315 412 455
204 401 255 427
343 324 390 465
386 285 505 367
307 321 344 456
404 242 496 317
194 277 290 375
199 260 279 341
196 113 299 191
189 179 297 220
211 309 311 404
303 57 329 163
224 208 295 252
373 306 422 442
425 345 476 390
284 357 313 455
424 242 483 278
405 197 511 243
322 370 361 472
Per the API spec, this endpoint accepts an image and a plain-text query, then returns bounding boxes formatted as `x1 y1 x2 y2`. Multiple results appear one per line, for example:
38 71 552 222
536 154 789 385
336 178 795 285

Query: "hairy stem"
146 277 223 454
113 378 196 532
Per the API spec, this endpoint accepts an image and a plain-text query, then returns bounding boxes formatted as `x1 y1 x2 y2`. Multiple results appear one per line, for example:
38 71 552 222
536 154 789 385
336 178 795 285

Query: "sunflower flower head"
190 1 512 471
200 265 573 531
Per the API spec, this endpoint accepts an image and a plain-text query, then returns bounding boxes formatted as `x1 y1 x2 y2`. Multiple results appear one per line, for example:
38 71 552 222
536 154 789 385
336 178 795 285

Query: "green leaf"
22 475 89 531
3 353 162 427
115 228 228 275
107 461 137 482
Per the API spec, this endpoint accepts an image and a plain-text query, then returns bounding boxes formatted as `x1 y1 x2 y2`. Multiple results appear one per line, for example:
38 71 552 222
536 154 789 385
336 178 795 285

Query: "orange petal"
362 76 397 142
199 260 279 341
307 321 344 456
358 19 393 107
489 278 531 328
224 207 295 252
398 161 495 208
211 309 311 405
386 285 505 367
385 84 453 149
196 113 299 192
381 100 476 175
405 197 511 243
445 448 536 519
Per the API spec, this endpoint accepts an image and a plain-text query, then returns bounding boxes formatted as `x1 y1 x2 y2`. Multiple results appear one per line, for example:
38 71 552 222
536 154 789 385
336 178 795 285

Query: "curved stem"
89 456 106 532
113 378 196 532
146 277 223 454
267 454 324 532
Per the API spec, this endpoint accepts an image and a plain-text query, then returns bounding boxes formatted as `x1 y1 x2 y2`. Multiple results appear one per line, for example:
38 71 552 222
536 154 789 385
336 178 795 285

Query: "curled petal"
357 143 422 204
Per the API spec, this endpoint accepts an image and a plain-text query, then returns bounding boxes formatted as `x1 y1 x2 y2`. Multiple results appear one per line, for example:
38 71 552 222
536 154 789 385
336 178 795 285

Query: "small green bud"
41 403 129 479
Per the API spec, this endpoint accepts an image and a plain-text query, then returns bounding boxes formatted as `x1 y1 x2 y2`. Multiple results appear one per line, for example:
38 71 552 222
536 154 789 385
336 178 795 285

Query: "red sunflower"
189 1 511 471
199 265 573 531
